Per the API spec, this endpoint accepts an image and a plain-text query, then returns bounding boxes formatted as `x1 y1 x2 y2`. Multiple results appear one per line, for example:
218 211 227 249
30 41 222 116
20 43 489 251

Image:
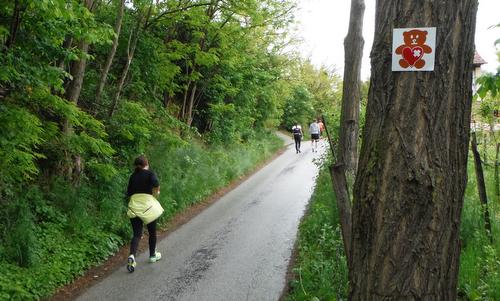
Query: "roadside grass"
286 147 500 301
458 142 500 300
286 164 348 301
0 132 283 300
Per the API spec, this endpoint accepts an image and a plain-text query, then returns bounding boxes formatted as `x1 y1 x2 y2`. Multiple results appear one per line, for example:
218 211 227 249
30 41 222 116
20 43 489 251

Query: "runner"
126 155 164 273
291 122 303 153
309 119 320 152
318 119 325 137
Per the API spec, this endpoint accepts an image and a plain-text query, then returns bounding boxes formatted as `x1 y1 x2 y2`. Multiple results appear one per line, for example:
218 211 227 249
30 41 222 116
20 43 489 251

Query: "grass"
287 143 500 300
286 163 348 301
0 131 283 300
458 134 500 300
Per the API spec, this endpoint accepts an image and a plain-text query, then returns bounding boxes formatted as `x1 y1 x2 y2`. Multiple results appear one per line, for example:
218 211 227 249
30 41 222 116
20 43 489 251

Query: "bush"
0 130 284 300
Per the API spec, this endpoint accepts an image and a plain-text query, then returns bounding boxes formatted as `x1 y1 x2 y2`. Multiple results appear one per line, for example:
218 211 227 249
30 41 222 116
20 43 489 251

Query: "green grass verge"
0 132 283 300
286 149 500 301
286 165 348 301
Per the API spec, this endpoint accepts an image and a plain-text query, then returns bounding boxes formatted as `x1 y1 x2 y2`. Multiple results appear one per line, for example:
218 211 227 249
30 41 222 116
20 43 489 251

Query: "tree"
329 0 365 269
94 0 126 108
349 1 478 299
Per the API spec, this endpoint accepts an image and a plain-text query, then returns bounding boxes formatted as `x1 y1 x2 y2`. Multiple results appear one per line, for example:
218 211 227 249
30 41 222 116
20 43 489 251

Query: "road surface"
76 134 323 301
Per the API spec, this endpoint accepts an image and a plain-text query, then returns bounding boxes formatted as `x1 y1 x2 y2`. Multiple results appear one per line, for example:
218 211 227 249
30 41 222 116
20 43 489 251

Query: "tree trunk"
350 1 478 300
471 131 493 243
63 0 94 182
108 4 152 117
65 39 90 105
330 0 364 269
186 83 197 127
337 0 364 173
108 17 141 117
5 0 23 50
495 142 499 201
330 164 353 266
57 36 73 70
95 0 125 109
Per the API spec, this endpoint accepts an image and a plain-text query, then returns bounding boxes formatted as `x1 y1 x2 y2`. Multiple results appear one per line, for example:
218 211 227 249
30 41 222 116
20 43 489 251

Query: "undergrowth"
286 164 348 301
0 132 283 300
286 147 500 301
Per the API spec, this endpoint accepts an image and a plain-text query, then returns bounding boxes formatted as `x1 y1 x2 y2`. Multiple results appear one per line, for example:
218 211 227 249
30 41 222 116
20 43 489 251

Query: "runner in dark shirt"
126 155 162 272
127 169 159 196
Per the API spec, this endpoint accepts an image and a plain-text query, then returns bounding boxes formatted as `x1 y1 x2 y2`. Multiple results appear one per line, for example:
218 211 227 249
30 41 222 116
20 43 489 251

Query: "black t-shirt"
127 169 160 197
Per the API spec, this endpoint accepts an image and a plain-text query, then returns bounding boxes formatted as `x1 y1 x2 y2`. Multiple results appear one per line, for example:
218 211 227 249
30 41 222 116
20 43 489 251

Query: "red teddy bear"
395 29 432 69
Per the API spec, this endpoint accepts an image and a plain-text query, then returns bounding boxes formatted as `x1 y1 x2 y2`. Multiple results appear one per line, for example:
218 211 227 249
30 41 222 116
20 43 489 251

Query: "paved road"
77 135 323 301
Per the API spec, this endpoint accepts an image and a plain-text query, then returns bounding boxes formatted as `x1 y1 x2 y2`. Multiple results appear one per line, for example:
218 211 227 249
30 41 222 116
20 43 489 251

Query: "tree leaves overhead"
0 0 301 186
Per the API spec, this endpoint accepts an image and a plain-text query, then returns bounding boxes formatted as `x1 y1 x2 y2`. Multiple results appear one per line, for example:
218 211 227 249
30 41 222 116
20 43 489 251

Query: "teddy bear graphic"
395 29 433 69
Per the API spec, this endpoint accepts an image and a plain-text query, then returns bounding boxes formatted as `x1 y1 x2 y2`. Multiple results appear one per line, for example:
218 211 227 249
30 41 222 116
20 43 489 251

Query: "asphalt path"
76 134 324 301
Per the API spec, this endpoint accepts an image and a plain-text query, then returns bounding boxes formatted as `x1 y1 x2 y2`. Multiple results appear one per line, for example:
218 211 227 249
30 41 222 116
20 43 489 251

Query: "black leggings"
130 217 157 257
294 135 301 151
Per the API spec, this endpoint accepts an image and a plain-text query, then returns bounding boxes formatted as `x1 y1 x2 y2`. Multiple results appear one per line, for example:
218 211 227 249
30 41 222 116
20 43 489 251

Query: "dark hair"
134 155 148 171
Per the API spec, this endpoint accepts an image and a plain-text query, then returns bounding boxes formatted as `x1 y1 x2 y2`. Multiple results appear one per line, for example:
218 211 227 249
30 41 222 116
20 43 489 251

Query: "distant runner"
292 123 303 153
318 119 325 137
309 119 320 152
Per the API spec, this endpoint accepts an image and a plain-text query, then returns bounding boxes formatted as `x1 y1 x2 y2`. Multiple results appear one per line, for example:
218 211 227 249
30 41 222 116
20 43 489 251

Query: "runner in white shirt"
309 120 320 152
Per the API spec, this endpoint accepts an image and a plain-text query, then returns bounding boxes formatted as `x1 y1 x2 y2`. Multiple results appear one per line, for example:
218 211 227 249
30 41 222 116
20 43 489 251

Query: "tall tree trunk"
95 0 125 109
5 0 23 50
108 4 152 117
108 18 141 117
57 36 73 70
186 83 197 126
337 0 364 174
471 131 493 242
65 39 90 106
63 0 94 183
330 0 365 268
350 1 478 299
495 142 500 201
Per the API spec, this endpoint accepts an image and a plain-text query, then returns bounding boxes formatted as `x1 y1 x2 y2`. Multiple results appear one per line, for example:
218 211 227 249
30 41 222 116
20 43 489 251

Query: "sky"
296 0 500 80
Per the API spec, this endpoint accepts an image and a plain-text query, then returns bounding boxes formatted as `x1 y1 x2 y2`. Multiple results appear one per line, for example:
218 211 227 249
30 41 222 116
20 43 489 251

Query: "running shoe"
149 251 162 263
127 255 136 273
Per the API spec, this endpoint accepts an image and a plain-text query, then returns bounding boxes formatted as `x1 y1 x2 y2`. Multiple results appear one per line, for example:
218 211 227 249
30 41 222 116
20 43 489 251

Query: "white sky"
296 0 500 80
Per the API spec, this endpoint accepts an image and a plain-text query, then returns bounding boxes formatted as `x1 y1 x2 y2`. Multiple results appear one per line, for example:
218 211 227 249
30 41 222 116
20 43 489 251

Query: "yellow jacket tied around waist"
127 193 164 224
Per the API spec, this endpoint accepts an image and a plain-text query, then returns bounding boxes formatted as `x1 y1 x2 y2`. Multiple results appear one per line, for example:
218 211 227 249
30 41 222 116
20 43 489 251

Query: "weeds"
287 147 500 300
0 131 282 300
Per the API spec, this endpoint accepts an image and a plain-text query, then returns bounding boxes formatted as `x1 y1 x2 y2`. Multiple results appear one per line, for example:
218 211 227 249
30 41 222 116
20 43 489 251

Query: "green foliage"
0 0 309 299
287 146 500 300
0 104 44 184
458 142 500 300
0 131 283 300
476 72 500 99
282 85 315 130
3 189 39 268
108 101 152 159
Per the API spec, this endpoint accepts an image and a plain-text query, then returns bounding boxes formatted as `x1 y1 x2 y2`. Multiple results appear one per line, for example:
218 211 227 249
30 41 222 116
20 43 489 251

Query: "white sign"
392 27 436 72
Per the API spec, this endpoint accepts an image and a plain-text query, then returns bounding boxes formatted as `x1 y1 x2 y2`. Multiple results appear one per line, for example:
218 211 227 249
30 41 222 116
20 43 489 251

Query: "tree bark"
495 142 499 201
330 164 353 267
63 0 94 182
330 0 364 269
5 0 23 50
95 0 126 108
64 0 95 131
186 82 197 127
338 0 364 173
108 14 142 117
108 4 153 117
471 131 493 243
350 1 478 300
